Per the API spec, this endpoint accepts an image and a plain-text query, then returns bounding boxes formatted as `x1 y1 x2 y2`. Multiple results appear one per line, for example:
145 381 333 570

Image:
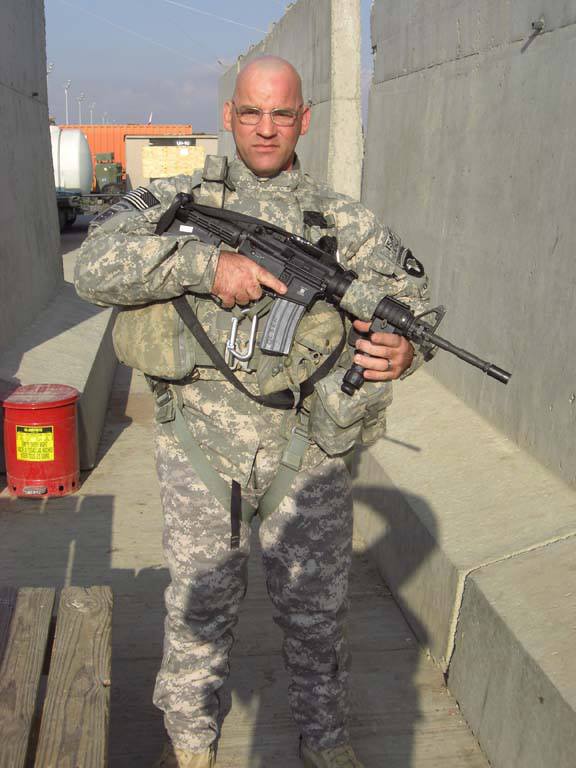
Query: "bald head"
233 56 303 103
223 55 311 178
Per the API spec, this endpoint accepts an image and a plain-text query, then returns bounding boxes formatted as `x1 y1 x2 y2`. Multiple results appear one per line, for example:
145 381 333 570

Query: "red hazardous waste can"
2 384 80 498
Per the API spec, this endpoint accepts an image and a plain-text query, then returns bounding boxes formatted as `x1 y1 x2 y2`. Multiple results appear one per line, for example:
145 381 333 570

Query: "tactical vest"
113 156 348 399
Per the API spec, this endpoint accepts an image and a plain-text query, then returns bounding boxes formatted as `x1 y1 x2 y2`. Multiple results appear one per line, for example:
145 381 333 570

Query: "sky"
45 0 373 131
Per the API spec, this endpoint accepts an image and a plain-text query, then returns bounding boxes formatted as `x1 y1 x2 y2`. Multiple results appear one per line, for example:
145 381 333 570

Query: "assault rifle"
160 197 511 393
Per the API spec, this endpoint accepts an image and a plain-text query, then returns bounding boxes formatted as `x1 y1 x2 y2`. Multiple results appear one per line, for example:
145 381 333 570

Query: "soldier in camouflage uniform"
75 57 430 768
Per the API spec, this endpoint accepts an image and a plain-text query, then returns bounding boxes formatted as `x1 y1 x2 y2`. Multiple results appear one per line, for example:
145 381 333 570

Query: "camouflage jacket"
74 156 430 489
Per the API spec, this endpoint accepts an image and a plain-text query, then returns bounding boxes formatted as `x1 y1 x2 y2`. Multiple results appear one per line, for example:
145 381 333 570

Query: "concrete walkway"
0 221 489 767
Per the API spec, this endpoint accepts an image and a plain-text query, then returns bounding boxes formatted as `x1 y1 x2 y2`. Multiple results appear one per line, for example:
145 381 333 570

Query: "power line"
57 0 221 71
160 0 267 33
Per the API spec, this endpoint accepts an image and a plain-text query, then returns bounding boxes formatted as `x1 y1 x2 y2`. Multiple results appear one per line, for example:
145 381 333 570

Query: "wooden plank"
0 587 55 768
35 586 112 768
0 587 17 668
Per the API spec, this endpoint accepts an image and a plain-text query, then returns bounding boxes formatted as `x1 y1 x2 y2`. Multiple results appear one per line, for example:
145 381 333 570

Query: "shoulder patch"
383 228 426 278
123 186 161 211
401 249 426 278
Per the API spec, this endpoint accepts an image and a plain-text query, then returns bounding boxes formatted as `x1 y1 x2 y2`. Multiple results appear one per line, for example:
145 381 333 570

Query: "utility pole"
64 80 71 124
77 92 86 124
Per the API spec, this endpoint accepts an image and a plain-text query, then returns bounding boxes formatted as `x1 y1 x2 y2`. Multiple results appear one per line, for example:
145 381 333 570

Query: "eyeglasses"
232 101 304 127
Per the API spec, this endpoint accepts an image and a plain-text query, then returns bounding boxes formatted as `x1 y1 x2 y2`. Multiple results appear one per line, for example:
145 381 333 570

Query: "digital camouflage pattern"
112 297 198 380
74 155 430 751
154 423 352 752
75 156 430 480
309 370 393 456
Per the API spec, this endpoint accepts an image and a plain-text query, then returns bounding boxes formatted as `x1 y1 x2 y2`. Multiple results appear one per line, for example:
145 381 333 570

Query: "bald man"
75 56 430 768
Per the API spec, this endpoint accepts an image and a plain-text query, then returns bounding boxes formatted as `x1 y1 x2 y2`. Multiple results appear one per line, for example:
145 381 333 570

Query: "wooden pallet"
0 586 112 768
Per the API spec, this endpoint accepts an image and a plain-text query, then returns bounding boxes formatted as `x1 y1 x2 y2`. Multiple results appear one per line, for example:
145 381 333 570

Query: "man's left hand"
352 319 414 381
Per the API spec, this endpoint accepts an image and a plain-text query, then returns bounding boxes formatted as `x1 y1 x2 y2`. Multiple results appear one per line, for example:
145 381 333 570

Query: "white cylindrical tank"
50 126 93 195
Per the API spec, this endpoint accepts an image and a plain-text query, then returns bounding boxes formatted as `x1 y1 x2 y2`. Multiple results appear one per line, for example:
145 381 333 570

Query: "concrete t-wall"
362 0 576 487
0 0 61 356
218 0 363 199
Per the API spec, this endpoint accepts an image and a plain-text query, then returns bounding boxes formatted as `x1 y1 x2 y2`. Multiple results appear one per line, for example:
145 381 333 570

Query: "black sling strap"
155 191 192 235
230 480 242 549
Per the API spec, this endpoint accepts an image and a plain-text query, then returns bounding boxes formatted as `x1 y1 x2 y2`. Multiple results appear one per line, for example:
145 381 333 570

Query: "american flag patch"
123 187 161 211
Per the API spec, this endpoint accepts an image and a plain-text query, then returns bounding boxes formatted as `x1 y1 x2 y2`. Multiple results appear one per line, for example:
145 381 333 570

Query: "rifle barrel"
424 330 511 384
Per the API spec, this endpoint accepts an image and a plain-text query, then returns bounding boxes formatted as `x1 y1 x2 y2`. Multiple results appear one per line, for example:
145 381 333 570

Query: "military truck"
93 152 125 197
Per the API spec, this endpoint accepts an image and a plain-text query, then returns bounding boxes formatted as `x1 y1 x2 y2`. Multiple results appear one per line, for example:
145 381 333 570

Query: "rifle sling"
155 192 192 235
163 388 320 548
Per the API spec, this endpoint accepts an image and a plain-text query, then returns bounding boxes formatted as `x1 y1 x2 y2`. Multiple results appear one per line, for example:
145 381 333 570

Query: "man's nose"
257 113 277 137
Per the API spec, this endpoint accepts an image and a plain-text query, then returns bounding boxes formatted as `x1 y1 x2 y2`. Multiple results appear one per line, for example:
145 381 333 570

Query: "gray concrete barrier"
219 3 576 764
0 0 62 349
363 0 576 488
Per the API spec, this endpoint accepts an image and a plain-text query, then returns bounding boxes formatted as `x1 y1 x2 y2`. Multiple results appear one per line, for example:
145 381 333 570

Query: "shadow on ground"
219 487 436 768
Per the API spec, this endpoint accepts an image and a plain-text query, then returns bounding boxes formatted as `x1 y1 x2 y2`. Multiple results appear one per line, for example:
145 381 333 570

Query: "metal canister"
2 384 80 498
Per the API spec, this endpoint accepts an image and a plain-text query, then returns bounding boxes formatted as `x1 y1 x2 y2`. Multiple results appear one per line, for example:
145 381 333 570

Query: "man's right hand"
211 250 287 308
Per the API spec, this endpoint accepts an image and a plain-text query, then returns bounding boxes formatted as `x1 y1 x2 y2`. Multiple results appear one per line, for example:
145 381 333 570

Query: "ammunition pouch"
113 296 198 380
257 302 347 395
308 369 392 455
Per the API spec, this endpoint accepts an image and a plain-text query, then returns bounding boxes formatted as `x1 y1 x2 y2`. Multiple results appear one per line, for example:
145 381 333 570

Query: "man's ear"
223 100 233 132
299 104 311 137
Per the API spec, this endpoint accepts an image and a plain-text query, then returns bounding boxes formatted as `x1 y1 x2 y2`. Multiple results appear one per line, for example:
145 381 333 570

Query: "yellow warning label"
16 425 55 462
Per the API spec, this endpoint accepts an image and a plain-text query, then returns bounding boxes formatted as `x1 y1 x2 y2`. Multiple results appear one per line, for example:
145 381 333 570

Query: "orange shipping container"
60 124 193 183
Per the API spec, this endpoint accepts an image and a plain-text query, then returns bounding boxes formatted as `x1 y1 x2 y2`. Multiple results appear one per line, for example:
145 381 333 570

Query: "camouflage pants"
152 423 353 752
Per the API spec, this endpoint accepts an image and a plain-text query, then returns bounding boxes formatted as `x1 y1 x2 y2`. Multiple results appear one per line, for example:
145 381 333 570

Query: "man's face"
223 67 310 178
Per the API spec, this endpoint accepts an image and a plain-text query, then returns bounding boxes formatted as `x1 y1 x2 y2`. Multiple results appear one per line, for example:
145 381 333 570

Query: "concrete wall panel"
0 0 61 354
372 0 576 82
0 0 48 97
218 0 362 198
363 7 576 486
449 538 576 768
